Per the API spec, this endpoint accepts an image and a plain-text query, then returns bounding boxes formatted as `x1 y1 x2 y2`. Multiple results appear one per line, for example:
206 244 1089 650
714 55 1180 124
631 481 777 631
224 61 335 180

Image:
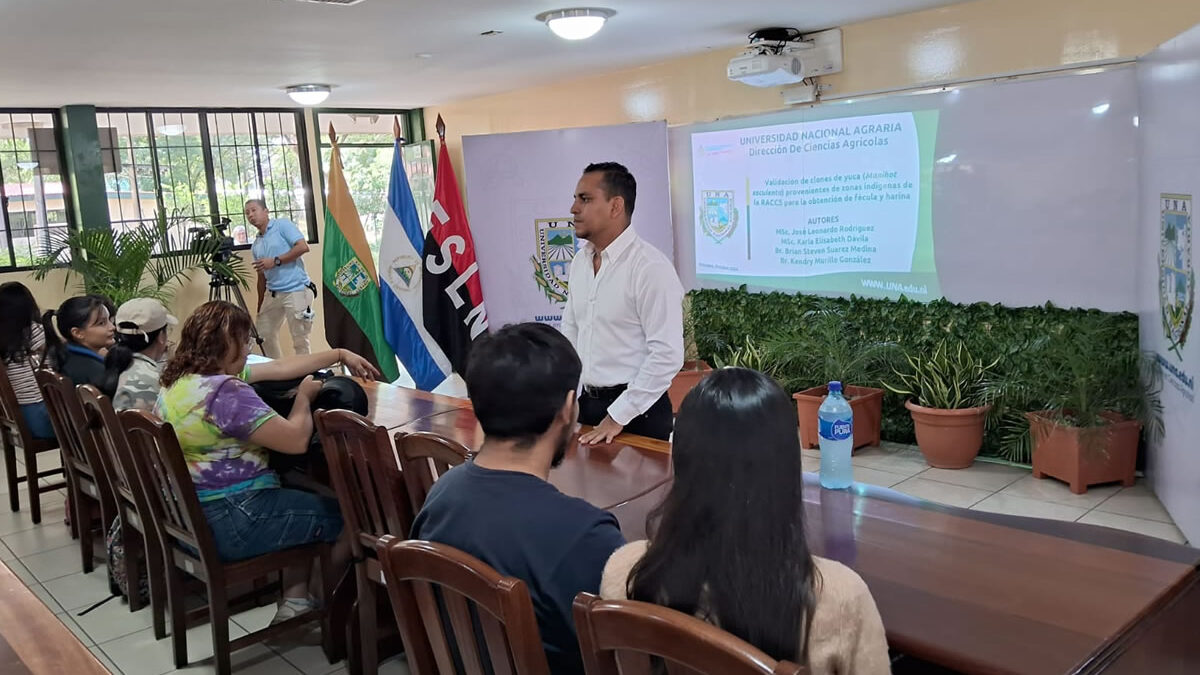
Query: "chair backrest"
313 409 413 559
36 369 105 482
77 386 137 506
118 410 220 576
0 365 34 450
376 537 551 675
398 431 470 515
572 594 808 675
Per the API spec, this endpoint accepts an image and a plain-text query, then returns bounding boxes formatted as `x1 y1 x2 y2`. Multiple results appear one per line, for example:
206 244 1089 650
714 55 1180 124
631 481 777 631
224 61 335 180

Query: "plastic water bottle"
818 381 854 489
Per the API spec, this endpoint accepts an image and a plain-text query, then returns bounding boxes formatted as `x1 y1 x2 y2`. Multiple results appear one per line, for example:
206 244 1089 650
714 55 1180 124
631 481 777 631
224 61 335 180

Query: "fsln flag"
380 118 452 390
423 115 488 374
321 124 400 381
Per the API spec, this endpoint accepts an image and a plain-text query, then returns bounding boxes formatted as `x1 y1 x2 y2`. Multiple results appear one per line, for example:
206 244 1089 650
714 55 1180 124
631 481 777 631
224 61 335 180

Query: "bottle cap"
828 381 842 393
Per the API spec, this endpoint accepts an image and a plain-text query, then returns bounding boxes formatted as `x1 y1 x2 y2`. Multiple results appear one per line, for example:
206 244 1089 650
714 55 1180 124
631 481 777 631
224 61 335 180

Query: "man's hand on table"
579 415 624 445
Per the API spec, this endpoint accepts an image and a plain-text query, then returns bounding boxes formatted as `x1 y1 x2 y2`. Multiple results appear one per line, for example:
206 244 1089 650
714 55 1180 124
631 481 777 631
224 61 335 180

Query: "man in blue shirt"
411 323 626 674
246 199 316 357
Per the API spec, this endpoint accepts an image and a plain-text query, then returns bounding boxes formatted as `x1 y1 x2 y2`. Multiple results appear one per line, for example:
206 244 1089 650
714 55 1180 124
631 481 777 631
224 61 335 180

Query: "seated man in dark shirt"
411 322 626 674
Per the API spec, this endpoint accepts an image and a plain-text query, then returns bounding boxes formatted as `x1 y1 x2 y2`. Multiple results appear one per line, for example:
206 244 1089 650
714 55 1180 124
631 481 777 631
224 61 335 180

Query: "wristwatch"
274 256 282 267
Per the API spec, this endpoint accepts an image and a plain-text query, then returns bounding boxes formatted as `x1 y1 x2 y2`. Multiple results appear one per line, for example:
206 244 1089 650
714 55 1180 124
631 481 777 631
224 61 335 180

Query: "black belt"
270 281 318 299
582 384 628 398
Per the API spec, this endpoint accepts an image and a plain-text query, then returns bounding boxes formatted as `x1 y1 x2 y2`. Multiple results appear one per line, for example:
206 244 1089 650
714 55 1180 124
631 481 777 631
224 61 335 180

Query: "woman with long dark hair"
43 294 115 392
599 368 889 674
157 300 379 624
103 298 176 412
0 283 54 438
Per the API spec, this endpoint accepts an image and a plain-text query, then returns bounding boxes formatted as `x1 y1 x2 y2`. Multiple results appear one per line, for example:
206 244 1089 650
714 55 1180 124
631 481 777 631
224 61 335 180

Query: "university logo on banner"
1160 193 1194 360
700 189 738 243
530 218 578 304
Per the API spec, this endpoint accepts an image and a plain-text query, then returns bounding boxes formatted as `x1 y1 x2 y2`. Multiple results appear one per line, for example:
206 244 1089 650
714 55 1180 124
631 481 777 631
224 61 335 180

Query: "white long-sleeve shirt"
560 226 684 426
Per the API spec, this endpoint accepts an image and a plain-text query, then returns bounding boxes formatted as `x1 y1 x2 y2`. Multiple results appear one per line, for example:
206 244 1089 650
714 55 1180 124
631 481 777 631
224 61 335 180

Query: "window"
315 111 433 267
0 111 71 269
96 108 315 250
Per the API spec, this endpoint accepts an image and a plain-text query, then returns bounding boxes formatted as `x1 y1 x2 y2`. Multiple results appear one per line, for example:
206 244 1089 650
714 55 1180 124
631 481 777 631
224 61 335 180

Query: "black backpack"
252 373 369 474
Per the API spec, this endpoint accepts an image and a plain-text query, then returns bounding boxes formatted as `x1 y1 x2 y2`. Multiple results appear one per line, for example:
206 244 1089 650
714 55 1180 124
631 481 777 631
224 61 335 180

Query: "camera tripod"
207 271 266 356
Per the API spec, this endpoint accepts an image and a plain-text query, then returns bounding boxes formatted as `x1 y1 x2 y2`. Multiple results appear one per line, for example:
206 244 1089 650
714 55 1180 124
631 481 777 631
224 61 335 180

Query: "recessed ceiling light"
158 124 186 136
536 8 615 40
286 84 332 106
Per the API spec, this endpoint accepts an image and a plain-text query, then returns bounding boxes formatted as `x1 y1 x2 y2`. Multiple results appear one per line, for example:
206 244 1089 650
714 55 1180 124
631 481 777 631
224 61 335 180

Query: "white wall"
1137 24 1200 544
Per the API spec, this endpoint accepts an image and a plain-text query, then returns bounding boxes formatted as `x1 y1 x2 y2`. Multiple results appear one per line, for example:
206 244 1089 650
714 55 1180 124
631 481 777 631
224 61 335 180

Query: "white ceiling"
0 0 965 109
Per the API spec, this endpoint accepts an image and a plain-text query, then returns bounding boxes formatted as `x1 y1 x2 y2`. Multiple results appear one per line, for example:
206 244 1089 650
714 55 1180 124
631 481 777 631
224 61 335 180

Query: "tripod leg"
227 284 267 356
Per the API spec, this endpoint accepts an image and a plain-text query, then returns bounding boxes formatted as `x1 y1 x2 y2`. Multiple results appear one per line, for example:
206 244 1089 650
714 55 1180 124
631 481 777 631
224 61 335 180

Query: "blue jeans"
201 488 343 562
20 402 55 440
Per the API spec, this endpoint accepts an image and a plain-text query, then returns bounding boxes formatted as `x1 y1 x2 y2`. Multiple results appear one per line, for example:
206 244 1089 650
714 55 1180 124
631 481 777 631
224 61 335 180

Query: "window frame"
0 108 75 271
96 106 320 249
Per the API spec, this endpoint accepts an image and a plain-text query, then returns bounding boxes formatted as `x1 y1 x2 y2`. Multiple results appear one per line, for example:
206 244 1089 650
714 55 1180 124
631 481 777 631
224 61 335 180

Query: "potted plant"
712 335 775 373
1023 324 1163 494
886 339 999 469
32 211 248 306
766 310 898 451
669 295 712 412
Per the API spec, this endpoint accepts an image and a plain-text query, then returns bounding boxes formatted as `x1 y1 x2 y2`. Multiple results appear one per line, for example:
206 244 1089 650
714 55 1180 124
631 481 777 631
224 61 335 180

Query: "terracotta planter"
1028 411 1140 494
905 400 991 469
668 360 712 413
793 385 884 451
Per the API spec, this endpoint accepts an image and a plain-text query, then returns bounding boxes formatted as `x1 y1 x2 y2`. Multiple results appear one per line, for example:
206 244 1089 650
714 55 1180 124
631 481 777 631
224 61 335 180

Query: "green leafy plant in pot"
712 335 777 373
32 211 249 307
1016 322 1163 494
766 310 899 451
886 339 999 469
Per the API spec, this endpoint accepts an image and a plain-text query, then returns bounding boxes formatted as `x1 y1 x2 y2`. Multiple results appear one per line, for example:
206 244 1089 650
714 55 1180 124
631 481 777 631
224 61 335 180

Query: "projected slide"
691 111 940 299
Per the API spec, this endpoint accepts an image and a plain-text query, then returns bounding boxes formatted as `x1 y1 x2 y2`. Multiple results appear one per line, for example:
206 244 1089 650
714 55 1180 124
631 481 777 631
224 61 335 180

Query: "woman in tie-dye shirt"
157 300 380 624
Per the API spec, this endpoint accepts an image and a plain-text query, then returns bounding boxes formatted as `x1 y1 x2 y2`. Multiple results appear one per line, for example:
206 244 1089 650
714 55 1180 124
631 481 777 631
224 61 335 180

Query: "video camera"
189 217 236 269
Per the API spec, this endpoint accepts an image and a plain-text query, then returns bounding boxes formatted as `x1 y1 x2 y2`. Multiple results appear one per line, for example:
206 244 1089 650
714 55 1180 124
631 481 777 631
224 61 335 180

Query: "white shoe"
270 597 315 626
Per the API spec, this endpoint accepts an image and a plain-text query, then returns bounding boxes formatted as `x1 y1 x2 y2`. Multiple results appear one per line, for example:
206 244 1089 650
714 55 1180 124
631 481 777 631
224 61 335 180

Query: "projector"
728 27 843 89
728 53 804 87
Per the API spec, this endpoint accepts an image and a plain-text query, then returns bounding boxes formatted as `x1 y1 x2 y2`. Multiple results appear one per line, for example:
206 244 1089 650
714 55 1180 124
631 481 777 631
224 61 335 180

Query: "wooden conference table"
0 557 108 674
364 380 1200 674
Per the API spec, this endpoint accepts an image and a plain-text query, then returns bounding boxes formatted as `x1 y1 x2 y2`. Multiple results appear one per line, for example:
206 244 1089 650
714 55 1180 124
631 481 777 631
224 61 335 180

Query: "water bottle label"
819 418 852 441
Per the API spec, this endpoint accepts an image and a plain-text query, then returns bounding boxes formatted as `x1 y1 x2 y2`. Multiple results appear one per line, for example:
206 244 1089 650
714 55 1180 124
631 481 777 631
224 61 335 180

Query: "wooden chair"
77 385 167 636
375 536 548 675
572 593 809 675
118 410 337 675
396 431 470 515
313 409 415 675
35 370 115 573
0 366 65 524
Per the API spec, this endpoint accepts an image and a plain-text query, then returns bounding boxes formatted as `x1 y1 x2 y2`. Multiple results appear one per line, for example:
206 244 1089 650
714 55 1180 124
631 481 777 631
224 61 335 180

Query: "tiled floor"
803 442 1191 545
3 443 1191 674
0 454 411 675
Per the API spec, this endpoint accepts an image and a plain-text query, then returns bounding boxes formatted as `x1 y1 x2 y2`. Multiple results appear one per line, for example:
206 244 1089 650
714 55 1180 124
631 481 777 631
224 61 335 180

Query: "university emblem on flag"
699 190 738 243
530 218 577 304
1160 194 1194 360
333 258 371 298
387 254 422 293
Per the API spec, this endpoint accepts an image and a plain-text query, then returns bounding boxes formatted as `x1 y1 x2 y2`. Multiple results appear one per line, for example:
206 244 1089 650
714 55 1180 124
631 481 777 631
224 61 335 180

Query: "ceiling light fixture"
286 84 332 106
536 8 615 41
16 161 38 170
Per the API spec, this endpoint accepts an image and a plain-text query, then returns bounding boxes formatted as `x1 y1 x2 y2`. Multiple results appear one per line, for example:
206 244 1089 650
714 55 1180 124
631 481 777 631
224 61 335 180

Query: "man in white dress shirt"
561 162 684 443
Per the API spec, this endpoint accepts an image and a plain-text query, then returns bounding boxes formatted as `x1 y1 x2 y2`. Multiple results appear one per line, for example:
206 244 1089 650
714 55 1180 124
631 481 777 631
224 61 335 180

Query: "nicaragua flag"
380 132 452 391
